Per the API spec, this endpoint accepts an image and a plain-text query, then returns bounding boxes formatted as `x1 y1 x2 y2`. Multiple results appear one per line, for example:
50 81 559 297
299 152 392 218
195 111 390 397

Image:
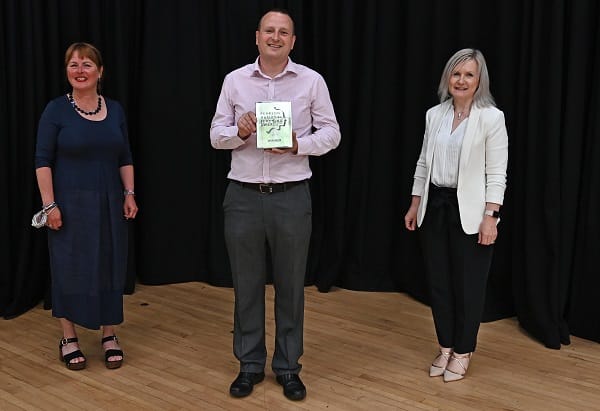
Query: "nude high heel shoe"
429 347 453 377
443 352 472 382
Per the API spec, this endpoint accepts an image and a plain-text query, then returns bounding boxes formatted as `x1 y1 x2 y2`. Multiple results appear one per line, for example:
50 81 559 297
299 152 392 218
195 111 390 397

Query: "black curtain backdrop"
2 0 599 348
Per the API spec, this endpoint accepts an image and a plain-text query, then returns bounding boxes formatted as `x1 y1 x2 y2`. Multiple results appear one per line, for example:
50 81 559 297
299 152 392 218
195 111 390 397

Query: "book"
255 101 293 149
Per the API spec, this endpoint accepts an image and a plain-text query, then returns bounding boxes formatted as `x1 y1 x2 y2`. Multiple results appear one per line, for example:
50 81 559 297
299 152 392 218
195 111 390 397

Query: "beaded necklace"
67 93 102 115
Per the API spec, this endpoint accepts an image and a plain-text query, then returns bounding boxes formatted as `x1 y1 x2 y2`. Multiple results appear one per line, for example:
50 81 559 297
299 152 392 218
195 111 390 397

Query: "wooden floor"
1 283 599 411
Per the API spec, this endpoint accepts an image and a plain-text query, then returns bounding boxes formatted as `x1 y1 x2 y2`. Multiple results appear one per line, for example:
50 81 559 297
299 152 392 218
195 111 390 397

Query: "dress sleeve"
116 101 134 166
34 100 60 169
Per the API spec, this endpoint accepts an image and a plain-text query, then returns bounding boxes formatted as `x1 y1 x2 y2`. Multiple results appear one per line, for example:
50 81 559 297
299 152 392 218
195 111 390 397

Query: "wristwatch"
484 209 500 218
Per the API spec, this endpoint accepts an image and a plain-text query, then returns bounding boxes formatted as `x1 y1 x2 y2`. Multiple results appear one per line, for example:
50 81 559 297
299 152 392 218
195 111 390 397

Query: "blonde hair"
437 48 495 107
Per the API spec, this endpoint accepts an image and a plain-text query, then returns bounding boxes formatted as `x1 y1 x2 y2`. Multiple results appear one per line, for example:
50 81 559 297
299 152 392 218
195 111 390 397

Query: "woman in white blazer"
404 49 508 382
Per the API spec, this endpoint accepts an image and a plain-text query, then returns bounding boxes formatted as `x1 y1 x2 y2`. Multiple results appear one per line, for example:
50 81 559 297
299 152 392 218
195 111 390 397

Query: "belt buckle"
259 183 273 194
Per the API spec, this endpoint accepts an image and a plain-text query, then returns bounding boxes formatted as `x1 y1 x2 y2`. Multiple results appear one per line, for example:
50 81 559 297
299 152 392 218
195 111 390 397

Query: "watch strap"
484 209 500 218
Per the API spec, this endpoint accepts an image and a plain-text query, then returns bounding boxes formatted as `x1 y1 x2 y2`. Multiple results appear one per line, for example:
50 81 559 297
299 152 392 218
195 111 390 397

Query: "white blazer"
411 99 508 234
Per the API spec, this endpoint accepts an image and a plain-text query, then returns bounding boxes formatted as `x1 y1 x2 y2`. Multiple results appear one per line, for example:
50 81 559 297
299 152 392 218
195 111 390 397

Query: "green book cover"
255 101 293 149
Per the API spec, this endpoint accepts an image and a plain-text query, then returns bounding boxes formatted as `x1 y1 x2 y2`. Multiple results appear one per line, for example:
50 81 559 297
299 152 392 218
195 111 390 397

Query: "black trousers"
419 184 494 353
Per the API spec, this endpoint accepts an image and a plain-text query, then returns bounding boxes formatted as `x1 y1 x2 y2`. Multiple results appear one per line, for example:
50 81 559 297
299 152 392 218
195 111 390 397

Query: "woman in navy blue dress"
35 42 138 370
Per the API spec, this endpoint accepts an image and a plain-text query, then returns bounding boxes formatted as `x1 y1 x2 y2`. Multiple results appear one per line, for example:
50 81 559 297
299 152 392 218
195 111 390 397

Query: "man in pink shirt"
210 8 340 402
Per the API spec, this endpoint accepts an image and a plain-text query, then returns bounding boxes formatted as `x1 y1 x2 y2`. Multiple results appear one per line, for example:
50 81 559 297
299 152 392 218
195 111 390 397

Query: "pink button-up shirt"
210 58 341 183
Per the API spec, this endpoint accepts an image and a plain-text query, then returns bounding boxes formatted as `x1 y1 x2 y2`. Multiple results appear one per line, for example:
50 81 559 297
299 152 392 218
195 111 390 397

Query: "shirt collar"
251 57 299 78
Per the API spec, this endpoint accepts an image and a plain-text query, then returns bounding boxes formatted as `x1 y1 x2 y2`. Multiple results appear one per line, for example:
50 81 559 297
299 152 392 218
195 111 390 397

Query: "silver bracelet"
123 189 135 196
42 202 57 213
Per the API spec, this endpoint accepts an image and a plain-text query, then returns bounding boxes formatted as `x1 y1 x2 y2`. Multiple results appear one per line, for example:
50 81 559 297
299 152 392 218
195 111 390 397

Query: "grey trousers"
223 181 312 375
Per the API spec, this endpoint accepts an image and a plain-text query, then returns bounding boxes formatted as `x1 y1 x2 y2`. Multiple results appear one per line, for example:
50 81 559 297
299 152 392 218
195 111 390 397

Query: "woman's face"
448 59 479 100
66 50 103 93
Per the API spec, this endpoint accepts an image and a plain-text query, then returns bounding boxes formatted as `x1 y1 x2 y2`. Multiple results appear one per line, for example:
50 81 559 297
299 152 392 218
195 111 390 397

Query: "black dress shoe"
229 371 265 398
276 373 306 401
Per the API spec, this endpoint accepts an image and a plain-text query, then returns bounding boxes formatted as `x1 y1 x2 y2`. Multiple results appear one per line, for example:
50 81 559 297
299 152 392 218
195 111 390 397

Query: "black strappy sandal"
101 335 124 369
58 337 86 370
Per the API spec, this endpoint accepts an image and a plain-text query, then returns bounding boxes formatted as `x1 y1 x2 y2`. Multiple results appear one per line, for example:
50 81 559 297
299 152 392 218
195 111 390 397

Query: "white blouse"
431 110 468 188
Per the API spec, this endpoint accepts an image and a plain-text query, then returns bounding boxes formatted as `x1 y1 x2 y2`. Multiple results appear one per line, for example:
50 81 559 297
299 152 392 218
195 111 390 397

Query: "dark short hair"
258 8 295 34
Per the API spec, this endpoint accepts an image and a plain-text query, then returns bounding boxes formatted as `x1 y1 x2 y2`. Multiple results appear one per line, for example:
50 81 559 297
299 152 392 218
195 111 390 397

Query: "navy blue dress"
35 95 133 330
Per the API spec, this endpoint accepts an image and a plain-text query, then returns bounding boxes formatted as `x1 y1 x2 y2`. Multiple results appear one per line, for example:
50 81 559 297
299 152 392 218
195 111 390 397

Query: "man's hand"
268 131 298 154
237 112 257 139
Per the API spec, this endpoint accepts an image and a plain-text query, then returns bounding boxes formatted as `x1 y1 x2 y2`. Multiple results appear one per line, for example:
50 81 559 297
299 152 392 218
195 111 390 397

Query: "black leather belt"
429 183 457 193
232 180 305 194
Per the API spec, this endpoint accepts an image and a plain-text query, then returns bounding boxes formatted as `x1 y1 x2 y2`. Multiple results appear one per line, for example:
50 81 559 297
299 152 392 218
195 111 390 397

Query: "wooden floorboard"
1 282 599 410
